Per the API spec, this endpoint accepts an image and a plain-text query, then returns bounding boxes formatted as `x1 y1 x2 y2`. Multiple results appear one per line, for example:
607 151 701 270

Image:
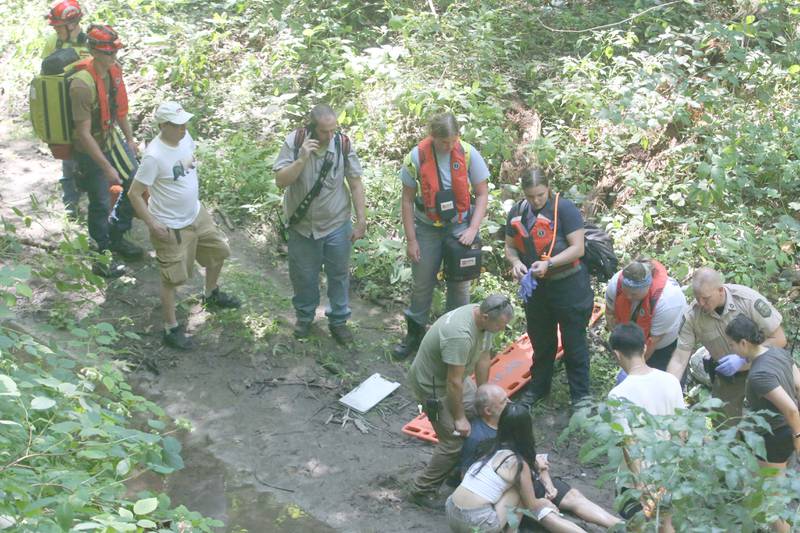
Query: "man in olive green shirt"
407 294 513 504
667 267 786 420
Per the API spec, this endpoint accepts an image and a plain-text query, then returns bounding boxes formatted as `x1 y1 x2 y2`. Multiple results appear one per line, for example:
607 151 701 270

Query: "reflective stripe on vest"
415 137 471 223
614 260 669 344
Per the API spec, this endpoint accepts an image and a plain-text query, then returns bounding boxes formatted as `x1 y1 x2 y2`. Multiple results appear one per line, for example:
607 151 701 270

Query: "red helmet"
46 0 83 26
86 24 124 53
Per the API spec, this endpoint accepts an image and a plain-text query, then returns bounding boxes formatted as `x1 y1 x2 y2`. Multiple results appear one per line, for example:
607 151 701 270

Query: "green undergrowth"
0 265 220 532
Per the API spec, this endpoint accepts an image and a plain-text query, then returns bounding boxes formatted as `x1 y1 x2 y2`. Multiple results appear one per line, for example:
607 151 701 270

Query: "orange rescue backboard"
401 304 603 444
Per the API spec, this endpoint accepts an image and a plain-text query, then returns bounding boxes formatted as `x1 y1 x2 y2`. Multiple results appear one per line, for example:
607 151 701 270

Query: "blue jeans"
74 140 137 251
288 220 352 326
60 160 82 213
405 220 471 326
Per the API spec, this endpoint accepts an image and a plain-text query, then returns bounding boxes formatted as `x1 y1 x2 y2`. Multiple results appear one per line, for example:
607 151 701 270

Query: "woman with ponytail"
725 313 800 533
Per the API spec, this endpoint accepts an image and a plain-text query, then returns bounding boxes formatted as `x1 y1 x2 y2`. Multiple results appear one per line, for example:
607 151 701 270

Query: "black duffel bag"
443 233 482 282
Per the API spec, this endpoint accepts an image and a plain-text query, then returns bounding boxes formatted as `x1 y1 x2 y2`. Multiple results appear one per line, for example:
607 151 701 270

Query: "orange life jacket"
508 194 579 274
417 137 471 223
614 260 668 345
72 57 128 132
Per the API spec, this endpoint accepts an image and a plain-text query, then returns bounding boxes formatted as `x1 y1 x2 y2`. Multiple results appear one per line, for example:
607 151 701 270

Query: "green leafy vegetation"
565 397 800 530
0 267 221 532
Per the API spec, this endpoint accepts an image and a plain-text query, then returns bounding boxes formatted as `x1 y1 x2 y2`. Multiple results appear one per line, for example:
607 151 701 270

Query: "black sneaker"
163 325 192 350
329 323 354 346
92 259 126 278
293 321 312 339
109 237 144 260
203 288 241 309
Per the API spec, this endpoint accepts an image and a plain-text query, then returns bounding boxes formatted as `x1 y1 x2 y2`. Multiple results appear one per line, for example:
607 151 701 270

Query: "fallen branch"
537 0 683 34
253 470 295 493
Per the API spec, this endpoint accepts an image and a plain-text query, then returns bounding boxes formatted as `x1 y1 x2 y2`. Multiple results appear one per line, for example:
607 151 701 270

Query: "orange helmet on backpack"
86 24 124 53
46 0 83 26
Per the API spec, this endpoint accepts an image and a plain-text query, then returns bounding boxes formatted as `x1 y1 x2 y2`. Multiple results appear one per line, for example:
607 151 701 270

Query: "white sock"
165 322 178 333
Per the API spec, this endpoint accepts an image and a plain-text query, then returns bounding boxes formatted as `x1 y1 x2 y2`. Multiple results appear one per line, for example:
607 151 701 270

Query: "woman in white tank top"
446 403 587 533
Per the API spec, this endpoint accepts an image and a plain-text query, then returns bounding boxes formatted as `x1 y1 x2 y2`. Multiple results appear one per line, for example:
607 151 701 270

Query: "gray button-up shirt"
273 130 363 239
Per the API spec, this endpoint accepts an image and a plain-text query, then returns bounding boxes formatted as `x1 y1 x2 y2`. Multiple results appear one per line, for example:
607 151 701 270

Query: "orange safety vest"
614 260 668 345
72 57 128 132
508 194 579 274
417 137 471 223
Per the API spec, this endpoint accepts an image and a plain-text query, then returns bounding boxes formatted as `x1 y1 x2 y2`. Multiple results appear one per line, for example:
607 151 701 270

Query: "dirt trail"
0 120 613 532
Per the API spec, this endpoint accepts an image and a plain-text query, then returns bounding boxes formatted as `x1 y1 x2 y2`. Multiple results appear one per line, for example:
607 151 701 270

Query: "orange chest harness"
72 57 128 131
614 260 668 343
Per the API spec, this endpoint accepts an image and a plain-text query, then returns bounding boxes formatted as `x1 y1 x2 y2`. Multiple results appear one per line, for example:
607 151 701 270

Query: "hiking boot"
408 490 444 510
109 237 144 260
293 320 313 339
163 324 192 350
516 383 544 408
91 259 126 278
203 288 241 309
392 317 425 360
329 323 354 346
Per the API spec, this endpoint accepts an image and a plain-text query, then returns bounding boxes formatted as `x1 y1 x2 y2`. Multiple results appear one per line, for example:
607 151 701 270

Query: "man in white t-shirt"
607 323 685 529
129 101 240 349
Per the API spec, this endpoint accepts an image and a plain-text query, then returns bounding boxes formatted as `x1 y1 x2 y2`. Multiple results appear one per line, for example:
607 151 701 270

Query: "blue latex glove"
518 270 538 303
716 354 747 377
615 369 628 385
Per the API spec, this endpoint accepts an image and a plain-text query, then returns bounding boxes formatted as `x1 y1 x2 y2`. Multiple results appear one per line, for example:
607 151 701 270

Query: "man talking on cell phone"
273 104 367 346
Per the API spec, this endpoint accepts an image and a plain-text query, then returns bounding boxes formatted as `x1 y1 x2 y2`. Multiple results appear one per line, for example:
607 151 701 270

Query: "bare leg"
539 511 588 533
160 282 177 326
558 488 622 528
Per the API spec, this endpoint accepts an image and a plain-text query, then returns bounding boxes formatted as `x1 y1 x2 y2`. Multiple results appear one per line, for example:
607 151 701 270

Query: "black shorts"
759 425 794 464
532 475 571 507
618 486 642 520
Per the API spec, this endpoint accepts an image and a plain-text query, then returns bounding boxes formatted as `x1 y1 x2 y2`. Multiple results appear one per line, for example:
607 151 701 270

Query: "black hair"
609 323 646 358
725 313 766 345
473 403 536 484
520 167 550 190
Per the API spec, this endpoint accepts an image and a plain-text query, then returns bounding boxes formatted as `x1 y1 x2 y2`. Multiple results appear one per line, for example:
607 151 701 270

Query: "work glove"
518 270 538 303
716 354 747 377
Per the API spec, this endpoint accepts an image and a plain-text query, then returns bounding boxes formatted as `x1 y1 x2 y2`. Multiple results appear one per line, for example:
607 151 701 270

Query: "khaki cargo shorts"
149 205 230 287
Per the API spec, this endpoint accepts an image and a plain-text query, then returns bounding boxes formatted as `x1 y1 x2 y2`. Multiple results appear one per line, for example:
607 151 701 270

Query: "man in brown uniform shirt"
666 267 786 420
70 24 143 276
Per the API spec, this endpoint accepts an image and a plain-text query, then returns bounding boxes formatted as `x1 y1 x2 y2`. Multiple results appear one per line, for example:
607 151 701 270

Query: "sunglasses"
485 297 511 315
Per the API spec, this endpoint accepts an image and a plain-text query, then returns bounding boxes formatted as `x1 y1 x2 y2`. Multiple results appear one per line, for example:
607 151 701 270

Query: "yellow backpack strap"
403 150 419 186
460 140 473 174
70 68 97 104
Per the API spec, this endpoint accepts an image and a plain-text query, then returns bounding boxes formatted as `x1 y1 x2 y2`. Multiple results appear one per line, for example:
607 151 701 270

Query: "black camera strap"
286 150 335 229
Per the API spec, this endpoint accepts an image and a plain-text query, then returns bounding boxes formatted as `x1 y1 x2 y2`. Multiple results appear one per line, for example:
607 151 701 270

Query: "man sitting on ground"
460 384 622 529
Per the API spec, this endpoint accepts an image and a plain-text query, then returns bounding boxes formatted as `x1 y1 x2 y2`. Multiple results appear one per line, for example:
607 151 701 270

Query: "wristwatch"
546 259 553 269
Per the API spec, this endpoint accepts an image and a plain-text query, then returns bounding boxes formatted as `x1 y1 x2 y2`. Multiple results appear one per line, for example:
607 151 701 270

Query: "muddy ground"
0 119 616 532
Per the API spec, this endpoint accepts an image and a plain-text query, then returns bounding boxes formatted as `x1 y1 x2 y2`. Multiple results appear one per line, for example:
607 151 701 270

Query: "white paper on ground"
339 373 400 414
